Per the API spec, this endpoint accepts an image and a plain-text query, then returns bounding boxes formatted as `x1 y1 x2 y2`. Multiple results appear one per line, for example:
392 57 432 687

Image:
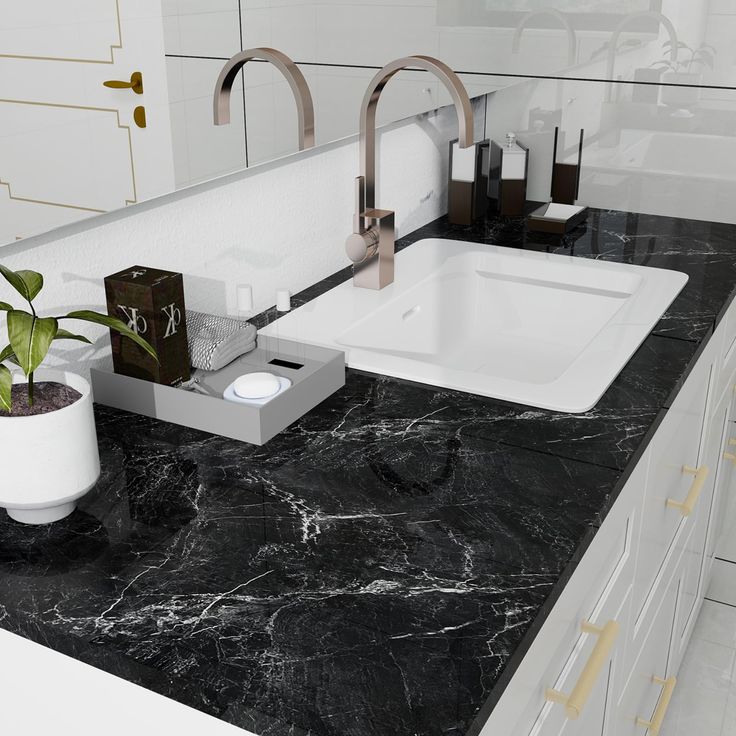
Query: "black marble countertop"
1 208 735 736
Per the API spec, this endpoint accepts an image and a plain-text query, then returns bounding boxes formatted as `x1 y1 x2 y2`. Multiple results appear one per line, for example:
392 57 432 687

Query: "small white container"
276 289 291 312
0 370 101 524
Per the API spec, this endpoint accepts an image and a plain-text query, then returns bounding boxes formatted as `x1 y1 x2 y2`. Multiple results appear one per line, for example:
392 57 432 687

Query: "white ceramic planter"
0 370 100 524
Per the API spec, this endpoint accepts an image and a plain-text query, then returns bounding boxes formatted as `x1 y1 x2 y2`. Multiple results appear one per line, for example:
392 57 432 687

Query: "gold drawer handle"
104 71 144 95
667 465 709 517
636 675 676 735
724 439 736 464
545 619 619 720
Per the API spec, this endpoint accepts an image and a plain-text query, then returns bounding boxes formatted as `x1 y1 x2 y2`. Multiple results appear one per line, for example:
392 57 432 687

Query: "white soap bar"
233 372 281 400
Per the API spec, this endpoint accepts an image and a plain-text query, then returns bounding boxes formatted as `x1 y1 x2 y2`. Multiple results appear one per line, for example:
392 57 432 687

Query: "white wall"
0 100 484 378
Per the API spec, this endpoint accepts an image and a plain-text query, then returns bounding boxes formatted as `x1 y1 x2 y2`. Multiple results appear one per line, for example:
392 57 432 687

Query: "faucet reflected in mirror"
213 47 316 151
345 55 475 290
512 9 578 68
605 11 679 103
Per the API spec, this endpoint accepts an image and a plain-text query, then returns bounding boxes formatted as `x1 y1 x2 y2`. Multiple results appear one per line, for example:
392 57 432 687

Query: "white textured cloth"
186 311 257 371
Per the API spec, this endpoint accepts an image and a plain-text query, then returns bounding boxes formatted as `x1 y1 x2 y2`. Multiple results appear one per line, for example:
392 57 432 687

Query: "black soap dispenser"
487 132 529 217
447 138 489 226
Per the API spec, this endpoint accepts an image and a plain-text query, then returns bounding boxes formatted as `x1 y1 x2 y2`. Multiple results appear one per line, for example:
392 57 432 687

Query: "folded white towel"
186 311 257 371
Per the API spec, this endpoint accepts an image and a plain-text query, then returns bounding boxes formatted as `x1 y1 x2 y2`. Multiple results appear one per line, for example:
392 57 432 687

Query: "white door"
0 0 175 243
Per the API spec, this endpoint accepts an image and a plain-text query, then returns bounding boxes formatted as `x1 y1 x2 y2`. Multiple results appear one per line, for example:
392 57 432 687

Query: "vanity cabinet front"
482 295 736 736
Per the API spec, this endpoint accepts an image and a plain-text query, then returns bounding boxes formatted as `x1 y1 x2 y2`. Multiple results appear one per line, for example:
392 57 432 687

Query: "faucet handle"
346 229 379 264
353 176 366 234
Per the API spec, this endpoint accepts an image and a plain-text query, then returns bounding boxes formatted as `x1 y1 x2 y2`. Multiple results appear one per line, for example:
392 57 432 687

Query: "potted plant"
0 265 156 525
651 40 715 110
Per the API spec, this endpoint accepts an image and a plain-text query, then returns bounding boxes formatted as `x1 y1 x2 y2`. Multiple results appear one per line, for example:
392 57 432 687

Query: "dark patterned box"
104 266 190 386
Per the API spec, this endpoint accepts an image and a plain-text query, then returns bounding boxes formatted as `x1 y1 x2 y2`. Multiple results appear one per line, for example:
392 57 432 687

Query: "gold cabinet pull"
104 71 143 95
724 439 736 464
133 106 147 129
636 675 676 735
667 465 709 517
545 619 619 720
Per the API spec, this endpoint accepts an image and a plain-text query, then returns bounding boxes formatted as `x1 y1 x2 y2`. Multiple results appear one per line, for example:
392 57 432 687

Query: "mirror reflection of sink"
260 239 688 412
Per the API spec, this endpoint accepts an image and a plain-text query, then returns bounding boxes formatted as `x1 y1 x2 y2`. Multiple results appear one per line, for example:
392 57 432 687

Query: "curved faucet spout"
359 55 474 210
213 47 315 150
346 55 474 290
512 9 577 68
606 11 678 102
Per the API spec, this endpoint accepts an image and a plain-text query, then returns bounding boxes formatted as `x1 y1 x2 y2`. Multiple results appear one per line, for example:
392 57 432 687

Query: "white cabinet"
481 294 736 736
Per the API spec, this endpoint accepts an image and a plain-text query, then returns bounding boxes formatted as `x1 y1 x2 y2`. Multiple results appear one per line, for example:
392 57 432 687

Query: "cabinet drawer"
612 529 682 736
528 588 630 736
483 459 645 736
523 524 633 735
633 348 713 631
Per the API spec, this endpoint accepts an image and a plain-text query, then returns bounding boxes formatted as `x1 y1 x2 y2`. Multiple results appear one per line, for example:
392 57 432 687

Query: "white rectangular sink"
260 239 688 412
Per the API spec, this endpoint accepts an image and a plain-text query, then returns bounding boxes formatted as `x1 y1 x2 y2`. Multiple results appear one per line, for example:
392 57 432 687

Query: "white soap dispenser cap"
276 289 291 312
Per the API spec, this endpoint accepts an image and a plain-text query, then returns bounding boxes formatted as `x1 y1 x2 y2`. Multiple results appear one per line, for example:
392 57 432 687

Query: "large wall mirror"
1 0 732 246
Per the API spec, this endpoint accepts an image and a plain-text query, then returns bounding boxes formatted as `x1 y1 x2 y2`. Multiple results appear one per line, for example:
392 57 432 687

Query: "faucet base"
353 209 395 290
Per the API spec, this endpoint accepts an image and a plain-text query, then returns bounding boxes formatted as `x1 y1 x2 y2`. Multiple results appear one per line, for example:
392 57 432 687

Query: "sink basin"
259 239 688 412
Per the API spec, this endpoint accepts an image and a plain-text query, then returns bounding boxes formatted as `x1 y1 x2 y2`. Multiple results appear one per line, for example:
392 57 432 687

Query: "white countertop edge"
0 629 252 735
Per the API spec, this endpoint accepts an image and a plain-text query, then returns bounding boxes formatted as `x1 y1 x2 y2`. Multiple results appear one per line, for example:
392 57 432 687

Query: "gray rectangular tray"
91 335 345 445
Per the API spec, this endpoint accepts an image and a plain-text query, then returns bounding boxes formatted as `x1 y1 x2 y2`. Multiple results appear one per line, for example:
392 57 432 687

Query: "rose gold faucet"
512 9 577 68
213 47 315 150
345 55 475 290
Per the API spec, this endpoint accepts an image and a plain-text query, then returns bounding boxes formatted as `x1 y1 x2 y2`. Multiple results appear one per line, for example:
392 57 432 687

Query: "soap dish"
224 375 292 406
527 202 589 234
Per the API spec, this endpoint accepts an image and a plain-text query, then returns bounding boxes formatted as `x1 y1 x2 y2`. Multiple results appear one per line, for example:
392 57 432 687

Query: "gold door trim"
0 0 122 65
0 180 106 214
0 97 138 211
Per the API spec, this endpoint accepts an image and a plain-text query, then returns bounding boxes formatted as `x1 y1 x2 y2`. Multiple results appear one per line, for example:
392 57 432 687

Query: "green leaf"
62 310 158 362
0 364 11 413
7 311 58 375
0 344 16 362
0 302 12 312
0 344 19 366
54 329 93 344
0 266 43 303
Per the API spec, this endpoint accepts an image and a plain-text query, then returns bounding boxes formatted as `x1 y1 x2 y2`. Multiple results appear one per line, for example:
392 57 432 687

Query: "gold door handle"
545 619 619 720
724 439 736 464
636 676 676 734
104 71 143 95
667 466 709 516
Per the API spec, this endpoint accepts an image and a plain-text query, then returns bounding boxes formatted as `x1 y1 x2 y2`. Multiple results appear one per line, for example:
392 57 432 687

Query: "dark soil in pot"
1 382 82 417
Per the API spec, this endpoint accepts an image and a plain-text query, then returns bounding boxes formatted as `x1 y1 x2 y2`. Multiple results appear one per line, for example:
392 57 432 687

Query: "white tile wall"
162 1 241 58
